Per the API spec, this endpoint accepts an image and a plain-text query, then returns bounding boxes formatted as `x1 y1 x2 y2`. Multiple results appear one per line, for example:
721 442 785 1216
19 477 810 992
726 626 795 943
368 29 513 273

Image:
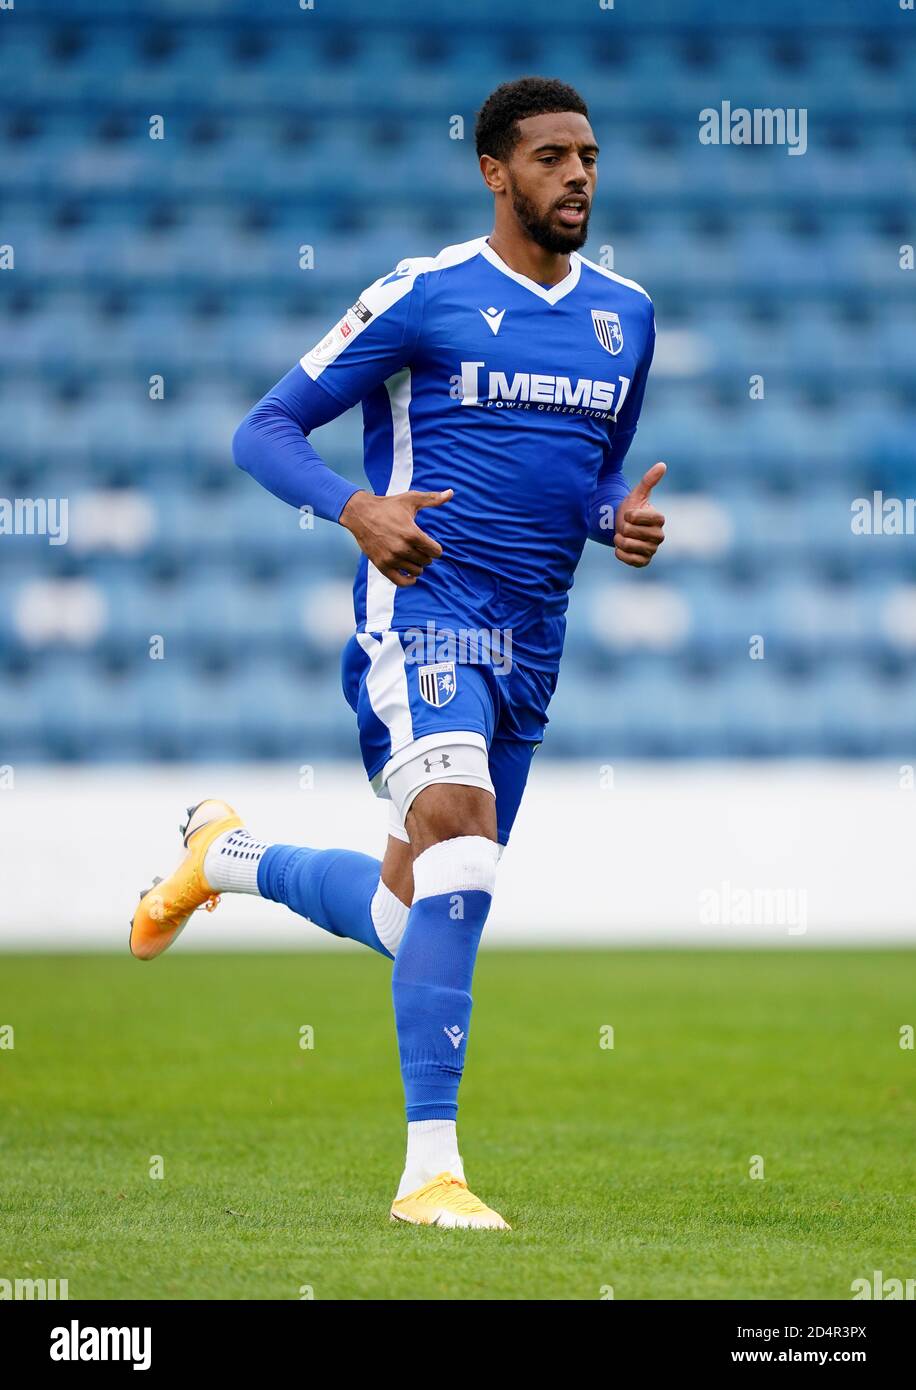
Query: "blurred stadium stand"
1 0 915 761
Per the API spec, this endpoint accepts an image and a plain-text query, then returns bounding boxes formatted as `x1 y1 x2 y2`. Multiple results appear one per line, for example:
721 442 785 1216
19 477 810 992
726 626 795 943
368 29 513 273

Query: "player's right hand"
339 488 453 586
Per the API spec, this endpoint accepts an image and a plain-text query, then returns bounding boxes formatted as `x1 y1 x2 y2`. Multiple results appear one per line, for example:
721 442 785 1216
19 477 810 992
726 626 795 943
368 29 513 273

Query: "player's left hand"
614 461 666 568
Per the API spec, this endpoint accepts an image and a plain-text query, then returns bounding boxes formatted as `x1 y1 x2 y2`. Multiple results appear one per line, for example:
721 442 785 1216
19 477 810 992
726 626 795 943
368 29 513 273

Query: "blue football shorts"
341 628 559 847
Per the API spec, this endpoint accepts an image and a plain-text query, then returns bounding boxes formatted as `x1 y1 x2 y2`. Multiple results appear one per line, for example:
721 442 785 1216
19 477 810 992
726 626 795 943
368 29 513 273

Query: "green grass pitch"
1 948 912 1300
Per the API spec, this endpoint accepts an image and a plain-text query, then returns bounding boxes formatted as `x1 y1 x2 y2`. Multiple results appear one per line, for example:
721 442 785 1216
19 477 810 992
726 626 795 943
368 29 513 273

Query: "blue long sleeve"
587 308 656 546
587 463 632 546
232 365 362 524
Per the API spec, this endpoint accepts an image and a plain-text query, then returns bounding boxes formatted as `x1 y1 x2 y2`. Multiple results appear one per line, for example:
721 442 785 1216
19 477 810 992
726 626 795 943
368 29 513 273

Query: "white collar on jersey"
478 238 582 305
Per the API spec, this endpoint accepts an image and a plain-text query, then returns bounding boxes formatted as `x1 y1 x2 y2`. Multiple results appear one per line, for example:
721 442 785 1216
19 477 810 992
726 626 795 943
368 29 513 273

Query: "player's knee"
409 786 496 854
386 740 497 855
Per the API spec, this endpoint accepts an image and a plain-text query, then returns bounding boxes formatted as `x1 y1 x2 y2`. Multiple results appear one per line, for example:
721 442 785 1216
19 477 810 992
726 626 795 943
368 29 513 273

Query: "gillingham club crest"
418 661 457 707
591 308 624 355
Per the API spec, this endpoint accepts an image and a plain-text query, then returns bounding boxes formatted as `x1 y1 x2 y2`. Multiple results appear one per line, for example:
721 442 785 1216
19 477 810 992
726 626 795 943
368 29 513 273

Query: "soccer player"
130 77 665 1230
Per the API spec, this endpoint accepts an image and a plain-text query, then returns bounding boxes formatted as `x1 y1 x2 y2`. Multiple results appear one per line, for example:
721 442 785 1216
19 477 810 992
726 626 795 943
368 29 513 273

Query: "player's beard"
508 174 590 254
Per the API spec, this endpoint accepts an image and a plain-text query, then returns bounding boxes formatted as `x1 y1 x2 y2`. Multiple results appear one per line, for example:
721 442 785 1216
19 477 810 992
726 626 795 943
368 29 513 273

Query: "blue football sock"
257 844 406 959
391 836 499 1122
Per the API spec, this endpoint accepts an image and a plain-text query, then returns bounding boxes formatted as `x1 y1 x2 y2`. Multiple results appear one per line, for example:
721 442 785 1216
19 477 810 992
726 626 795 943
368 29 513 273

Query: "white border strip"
363 369 414 633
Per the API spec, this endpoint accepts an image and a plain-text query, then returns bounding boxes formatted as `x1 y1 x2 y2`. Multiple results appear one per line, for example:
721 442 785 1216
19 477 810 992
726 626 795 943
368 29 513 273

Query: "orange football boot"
129 799 242 960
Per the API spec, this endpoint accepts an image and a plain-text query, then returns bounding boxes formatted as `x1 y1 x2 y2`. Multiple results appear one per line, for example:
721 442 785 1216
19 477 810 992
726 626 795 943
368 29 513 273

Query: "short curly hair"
475 76 590 162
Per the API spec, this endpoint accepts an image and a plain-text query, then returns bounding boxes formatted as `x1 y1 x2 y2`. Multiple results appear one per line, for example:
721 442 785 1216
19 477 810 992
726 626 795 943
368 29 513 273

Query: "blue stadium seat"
2 0 914 762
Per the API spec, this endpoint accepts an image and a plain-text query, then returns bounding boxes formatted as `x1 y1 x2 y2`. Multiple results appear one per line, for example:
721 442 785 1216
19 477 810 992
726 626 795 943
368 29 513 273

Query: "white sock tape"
411 835 499 902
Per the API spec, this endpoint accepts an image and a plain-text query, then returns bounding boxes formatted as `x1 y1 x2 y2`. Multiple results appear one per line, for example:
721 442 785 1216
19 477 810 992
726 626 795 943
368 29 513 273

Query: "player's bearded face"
507 170 591 253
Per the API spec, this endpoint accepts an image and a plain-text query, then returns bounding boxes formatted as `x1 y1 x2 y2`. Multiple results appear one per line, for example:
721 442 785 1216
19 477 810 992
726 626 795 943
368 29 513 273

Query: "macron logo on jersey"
456 361 631 418
479 306 506 335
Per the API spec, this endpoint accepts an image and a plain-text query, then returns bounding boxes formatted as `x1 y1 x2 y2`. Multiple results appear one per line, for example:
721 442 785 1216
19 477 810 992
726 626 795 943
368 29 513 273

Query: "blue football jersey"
301 236 655 669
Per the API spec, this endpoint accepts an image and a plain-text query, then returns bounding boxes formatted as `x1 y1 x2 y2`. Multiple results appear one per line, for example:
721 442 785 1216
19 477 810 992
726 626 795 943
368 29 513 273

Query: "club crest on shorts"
418 661 457 708
591 309 624 355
